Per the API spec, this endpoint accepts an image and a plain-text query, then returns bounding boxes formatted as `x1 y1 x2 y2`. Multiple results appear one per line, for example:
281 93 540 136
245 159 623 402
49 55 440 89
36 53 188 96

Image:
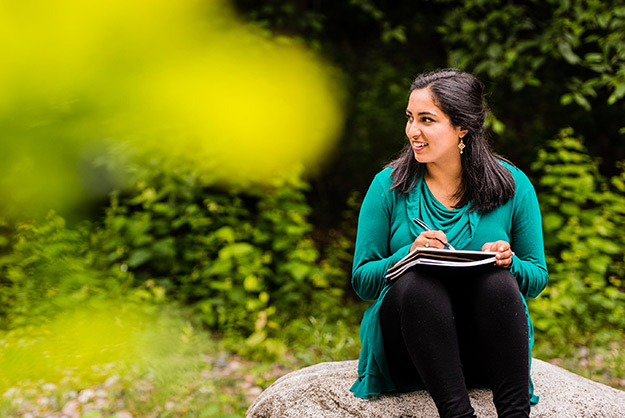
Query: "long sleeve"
508 173 549 299
351 174 412 301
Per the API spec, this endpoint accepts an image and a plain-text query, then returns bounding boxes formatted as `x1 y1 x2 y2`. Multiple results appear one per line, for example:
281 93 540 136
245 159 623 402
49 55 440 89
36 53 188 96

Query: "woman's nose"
407 124 421 138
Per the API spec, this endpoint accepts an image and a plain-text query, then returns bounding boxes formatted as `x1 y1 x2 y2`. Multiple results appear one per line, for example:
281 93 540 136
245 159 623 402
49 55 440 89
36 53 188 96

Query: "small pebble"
78 389 95 403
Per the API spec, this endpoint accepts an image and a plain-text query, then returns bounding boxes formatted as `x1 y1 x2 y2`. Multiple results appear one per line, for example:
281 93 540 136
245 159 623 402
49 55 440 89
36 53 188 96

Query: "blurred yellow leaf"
0 0 343 218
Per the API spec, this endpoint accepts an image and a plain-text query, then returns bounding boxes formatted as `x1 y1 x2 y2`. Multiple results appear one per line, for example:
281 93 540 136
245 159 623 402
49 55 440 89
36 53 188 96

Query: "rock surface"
246 359 625 417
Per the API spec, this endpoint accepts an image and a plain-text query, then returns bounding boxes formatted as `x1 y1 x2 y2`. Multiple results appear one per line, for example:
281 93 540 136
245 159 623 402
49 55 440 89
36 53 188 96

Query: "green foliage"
317 191 361 292
530 128 625 358
439 0 543 91
439 0 625 109
88 161 348 355
0 305 243 418
0 152 353 358
283 314 364 365
0 212 127 328
0 309 364 418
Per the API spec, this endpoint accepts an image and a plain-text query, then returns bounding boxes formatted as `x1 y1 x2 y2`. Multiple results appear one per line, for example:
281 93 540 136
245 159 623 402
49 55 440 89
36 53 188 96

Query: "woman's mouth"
412 141 428 151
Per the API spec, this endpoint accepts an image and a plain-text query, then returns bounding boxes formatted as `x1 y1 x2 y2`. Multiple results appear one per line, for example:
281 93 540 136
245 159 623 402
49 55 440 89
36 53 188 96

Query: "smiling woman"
350 69 549 418
405 88 467 169
390 69 515 213
405 88 468 210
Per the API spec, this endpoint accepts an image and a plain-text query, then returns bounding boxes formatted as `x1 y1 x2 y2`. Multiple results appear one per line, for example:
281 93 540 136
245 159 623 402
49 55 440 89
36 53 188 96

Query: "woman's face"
405 88 467 166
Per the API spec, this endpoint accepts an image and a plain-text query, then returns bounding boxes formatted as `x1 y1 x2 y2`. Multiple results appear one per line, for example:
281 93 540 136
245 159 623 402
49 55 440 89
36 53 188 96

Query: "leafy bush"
88 161 348 355
439 0 625 108
530 128 625 359
0 212 129 328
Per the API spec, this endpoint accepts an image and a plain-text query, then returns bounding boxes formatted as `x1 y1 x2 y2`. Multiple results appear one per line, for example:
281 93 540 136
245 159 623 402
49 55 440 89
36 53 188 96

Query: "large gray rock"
246 359 625 417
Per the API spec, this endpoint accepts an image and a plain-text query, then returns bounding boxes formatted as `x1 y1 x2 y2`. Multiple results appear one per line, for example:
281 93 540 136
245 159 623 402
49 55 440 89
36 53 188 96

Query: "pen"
412 218 456 250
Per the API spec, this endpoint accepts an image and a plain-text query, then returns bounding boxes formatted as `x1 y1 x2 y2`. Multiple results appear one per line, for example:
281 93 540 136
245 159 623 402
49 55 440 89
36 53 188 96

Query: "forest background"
1 0 625 417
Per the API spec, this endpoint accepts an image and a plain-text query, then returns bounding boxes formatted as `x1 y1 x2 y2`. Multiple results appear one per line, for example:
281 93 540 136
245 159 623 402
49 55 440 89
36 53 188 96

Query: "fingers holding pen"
411 230 449 252
429 230 449 248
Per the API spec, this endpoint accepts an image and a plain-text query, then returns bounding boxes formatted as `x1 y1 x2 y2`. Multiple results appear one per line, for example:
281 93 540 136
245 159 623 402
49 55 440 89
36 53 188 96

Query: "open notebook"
385 247 498 281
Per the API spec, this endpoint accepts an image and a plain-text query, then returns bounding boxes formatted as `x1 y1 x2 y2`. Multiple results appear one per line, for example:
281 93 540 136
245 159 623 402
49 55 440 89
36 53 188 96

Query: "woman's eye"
421 117 434 123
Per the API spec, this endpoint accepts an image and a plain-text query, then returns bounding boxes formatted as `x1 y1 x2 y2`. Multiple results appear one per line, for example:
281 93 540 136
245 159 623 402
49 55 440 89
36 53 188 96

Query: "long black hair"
386 68 515 212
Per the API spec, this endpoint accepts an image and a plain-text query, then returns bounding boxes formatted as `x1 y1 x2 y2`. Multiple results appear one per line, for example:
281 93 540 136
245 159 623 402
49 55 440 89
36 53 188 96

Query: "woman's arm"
352 174 412 301
508 175 549 299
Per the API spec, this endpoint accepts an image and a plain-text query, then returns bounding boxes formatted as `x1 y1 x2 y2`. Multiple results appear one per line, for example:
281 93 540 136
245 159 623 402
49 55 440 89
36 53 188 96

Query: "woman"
350 69 548 418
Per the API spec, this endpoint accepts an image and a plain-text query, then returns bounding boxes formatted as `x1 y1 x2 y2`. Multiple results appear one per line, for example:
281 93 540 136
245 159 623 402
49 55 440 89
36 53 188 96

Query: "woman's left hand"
482 240 514 268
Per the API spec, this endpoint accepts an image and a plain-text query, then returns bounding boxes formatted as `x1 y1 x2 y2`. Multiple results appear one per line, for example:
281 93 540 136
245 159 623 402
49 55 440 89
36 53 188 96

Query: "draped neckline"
405 173 481 250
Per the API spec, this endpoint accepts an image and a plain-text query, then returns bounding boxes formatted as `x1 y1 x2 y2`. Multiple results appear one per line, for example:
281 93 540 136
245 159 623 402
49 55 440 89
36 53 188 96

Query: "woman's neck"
423 162 463 210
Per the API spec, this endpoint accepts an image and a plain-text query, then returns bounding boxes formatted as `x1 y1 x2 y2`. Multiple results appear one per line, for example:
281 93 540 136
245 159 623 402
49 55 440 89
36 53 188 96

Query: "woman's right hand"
411 230 449 252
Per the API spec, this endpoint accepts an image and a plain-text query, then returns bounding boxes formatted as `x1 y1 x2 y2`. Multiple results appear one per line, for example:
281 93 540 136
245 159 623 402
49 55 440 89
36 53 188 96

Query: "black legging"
379 265 529 418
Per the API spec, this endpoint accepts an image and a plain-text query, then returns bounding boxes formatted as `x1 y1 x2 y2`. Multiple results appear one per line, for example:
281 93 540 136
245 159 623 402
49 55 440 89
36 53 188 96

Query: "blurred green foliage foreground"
0 0 349 415
0 156 364 417
2 129 625 417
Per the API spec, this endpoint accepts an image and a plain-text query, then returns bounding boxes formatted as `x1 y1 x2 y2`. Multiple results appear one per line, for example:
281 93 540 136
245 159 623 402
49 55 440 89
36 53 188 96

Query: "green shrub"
0 212 128 328
0 153 355 359
89 161 348 354
530 128 625 359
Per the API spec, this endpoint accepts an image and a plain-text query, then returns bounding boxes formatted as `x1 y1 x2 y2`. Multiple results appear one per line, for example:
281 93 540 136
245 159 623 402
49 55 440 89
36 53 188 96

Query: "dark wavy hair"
386 68 515 212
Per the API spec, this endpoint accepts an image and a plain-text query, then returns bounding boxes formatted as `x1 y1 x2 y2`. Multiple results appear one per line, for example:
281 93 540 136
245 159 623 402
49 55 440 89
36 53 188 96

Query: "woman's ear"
458 127 468 138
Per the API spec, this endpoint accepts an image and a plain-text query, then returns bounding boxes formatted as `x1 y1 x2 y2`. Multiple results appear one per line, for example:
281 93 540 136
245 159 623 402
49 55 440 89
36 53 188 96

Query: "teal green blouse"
350 163 548 406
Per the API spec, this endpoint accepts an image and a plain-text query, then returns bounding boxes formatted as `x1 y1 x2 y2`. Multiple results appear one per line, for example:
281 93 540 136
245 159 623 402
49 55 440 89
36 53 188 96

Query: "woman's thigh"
451 267 526 386
380 266 525 388
379 268 455 387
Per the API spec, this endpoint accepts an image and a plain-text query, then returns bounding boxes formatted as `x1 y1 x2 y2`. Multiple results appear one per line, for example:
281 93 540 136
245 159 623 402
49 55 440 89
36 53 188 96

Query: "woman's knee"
472 268 522 304
395 269 447 299
384 270 452 315
473 268 523 312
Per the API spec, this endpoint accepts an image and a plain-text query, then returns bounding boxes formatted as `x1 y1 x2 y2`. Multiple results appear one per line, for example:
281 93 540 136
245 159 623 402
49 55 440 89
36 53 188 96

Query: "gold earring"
458 138 466 154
